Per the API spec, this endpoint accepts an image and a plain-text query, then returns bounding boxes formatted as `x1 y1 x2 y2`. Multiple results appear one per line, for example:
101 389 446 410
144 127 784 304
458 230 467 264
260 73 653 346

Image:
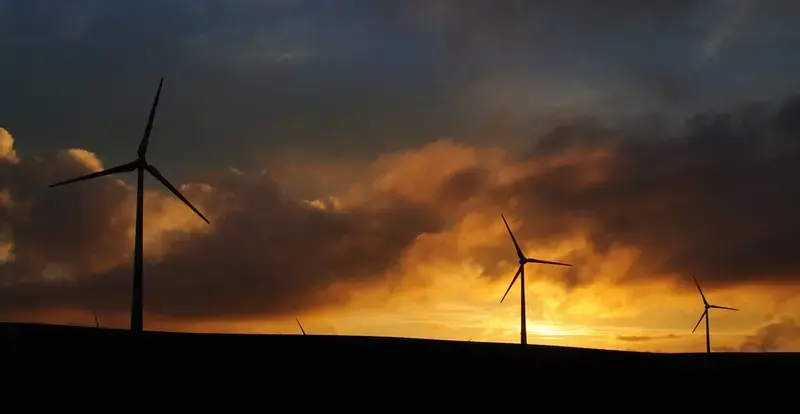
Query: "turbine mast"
705 309 711 354
520 266 527 345
131 167 145 333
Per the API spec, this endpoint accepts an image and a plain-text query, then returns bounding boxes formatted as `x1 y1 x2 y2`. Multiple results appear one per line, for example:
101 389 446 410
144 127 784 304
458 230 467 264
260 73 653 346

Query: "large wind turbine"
691 275 739 353
49 78 209 333
499 214 571 345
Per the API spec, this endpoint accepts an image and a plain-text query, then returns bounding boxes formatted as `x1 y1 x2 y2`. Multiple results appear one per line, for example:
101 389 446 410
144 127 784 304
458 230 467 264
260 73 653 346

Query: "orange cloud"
0 128 19 163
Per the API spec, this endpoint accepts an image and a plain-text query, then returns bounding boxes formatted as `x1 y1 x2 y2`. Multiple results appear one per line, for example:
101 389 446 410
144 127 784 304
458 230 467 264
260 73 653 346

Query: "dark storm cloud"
374 0 792 70
383 0 704 47
2 0 799 177
0 0 462 176
390 0 800 42
489 94 800 288
0 130 445 321
122 174 442 320
0 146 132 283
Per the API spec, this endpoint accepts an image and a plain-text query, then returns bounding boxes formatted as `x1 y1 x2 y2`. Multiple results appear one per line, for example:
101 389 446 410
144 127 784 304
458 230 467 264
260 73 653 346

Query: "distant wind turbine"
296 317 307 335
48 78 209 333
93 311 99 328
691 275 739 353
499 214 572 345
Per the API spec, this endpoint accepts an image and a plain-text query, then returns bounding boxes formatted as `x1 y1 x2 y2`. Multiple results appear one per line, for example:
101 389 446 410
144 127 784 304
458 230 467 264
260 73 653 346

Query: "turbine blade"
526 258 572 267
709 305 739 311
501 214 526 260
137 77 164 158
48 161 138 188
146 164 210 224
296 318 306 335
500 265 523 303
692 275 708 306
691 309 707 334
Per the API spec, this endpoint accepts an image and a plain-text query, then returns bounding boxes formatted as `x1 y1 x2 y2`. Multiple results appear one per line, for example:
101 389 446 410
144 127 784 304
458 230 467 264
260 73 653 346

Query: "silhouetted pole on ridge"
499 214 572 345
93 311 99 328
296 317 307 335
705 308 710 354
48 78 210 334
691 275 739 353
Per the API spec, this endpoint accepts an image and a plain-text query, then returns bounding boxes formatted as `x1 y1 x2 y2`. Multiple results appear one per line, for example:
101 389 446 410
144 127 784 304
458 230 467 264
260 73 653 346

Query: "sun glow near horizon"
139 248 794 353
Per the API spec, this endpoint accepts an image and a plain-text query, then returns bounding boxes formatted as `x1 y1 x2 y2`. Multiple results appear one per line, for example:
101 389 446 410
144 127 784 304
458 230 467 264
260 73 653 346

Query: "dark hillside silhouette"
1 321 795 409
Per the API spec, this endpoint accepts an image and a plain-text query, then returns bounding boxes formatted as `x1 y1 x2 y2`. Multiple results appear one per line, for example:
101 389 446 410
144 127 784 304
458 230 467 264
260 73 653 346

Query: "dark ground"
1 322 796 411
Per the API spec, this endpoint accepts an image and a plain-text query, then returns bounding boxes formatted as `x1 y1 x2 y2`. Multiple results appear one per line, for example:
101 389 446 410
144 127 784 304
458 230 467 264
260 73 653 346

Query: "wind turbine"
48 78 209 333
93 311 99 329
296 317 307 335
499 214 572 345
691 275 739 353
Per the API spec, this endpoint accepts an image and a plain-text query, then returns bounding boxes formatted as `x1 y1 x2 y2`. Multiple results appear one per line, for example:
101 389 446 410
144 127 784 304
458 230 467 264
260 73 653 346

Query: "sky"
2 0 800 352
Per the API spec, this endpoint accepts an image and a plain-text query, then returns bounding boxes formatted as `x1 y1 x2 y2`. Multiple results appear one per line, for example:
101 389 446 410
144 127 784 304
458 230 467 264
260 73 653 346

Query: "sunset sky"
2 0 800 353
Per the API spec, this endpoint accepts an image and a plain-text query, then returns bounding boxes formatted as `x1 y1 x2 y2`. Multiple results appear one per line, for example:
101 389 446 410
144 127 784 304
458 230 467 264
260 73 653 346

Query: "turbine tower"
691 275 739 353
499 214 571 345
296 317 307 335
49 78 209 333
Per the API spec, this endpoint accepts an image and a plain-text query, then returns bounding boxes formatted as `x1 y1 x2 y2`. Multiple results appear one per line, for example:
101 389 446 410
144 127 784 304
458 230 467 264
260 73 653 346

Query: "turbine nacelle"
499 214 574 304
123 158 147 169
692 275 739 313
500 214 572 269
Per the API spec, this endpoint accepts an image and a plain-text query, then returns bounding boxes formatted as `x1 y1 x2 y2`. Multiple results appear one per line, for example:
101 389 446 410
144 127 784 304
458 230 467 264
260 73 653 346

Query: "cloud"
0 128 19 163
0 136 134 285
1 92 800 327
386 0 793 71
493 95 800 289
738 318 800 352
0 130 446 322
700 0 753 61
393 0 703 57
4 0 800 184
616 334 681 343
